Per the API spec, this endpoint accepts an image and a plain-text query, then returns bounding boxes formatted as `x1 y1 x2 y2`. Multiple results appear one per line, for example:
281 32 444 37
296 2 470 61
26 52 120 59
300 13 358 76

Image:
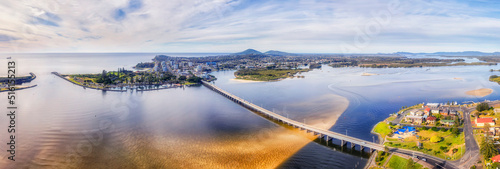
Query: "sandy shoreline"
362 73 378 76
230 78 265 83
466 88 493 97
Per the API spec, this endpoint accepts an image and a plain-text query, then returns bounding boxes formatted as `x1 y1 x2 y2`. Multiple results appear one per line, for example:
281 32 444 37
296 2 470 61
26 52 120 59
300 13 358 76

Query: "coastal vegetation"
373 122 392 138
375 151 390 166
134 62 155 69
234 69 309 81
489 75 500 84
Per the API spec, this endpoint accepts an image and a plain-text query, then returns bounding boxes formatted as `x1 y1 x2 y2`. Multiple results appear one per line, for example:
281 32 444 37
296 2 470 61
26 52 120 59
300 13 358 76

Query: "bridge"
202 81 385 152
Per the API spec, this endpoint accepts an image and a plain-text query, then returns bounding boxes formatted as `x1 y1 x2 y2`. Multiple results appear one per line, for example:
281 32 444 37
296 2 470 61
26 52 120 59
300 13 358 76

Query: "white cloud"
0 0 499 53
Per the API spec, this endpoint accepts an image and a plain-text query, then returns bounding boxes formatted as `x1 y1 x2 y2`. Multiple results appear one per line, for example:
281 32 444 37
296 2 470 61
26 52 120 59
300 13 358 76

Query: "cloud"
0 34 19 41
0 0 499 53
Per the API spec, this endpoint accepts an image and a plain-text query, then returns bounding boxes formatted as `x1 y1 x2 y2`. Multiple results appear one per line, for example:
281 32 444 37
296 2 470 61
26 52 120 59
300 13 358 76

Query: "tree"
492 162 500 169
431 127 438 131
430 136 442 143
477 102 490 112
484 123 491 135
440 128 447 132
452 148 458 154
451 127 460 136
480 135 498 159
407 158 415 169
178 76 187 81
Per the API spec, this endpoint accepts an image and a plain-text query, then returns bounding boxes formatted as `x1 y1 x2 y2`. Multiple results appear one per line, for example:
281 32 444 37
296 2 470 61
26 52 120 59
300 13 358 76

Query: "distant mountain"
264 50 299 56
232 49 263 55
396 51 500 56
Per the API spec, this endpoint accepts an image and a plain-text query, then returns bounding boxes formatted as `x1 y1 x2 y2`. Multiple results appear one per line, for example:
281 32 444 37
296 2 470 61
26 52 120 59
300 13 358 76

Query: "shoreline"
230 78 266 83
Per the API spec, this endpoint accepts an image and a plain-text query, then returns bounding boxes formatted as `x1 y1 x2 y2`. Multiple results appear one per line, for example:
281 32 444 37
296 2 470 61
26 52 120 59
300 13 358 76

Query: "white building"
188 62 193 67
426 103 440 108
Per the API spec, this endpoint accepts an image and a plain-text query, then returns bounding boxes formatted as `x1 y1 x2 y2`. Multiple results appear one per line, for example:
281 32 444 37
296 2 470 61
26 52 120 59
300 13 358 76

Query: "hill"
233 49 263 55
264 50 299 56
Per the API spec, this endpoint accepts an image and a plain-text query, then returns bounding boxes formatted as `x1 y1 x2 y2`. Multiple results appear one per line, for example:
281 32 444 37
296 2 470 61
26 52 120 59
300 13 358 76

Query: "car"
422 158 426 162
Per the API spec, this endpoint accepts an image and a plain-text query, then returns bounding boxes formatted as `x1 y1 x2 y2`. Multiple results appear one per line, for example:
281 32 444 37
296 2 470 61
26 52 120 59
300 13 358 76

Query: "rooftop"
477 118 494 123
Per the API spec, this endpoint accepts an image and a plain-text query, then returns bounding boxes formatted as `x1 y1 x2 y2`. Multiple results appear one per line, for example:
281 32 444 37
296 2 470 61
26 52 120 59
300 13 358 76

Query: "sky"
0 0 500 53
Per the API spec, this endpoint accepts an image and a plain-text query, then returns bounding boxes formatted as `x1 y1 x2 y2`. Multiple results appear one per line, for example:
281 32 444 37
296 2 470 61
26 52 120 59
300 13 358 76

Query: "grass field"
386 155 425 169
385 129 465 160
234 69 309 81
373 122 392 138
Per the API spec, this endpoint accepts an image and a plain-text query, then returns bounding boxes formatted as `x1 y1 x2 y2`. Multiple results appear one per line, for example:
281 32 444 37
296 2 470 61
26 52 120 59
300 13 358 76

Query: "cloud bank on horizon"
0 0 499 53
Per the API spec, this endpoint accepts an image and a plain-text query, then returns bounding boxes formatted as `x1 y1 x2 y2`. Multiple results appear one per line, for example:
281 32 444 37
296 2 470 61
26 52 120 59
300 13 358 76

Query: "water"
0 53 499 168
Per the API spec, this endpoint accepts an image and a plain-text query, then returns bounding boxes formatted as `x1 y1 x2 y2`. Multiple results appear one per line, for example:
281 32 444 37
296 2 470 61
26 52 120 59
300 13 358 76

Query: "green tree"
492 162 500 169
451 127 460 136
477 102 490 112
440 128 447 132
178 76 187 81
480 135 498 159
484 123 491 135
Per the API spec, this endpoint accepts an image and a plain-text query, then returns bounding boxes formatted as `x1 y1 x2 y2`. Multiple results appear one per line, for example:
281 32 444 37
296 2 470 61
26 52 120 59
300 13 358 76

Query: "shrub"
440 128 447 132
430 136 442 143
431 127 438 131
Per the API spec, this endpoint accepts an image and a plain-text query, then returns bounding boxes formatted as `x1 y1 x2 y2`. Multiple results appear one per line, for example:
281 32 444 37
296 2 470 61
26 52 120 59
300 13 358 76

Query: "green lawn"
373 122 392 138
386 155 424 169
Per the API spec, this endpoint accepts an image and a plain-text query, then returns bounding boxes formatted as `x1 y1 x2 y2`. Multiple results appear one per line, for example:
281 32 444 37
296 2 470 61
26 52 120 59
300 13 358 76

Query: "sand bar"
466 88 493 97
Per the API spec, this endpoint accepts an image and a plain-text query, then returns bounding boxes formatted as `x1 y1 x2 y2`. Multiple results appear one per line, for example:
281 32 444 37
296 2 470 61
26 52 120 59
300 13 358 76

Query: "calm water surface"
0 53 499 168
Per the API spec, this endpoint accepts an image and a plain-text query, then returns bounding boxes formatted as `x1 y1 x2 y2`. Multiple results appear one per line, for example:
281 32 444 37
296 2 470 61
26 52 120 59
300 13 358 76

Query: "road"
449 107 480 169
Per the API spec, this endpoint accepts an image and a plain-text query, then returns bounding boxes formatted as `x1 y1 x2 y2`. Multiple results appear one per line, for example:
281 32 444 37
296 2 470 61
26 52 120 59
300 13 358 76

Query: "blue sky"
0 0 499 53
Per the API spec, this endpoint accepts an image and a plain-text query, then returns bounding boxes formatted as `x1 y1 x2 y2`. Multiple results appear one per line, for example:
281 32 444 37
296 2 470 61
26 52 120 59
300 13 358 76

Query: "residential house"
431 109 440 114
495 108 500 113
440 110 449 116
492 155 500 163
405 115 424 124
476 118 495 127
410 110 424 116
424 107 431 116
426 116 437 124
449 110 458 116
441 120 455 126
